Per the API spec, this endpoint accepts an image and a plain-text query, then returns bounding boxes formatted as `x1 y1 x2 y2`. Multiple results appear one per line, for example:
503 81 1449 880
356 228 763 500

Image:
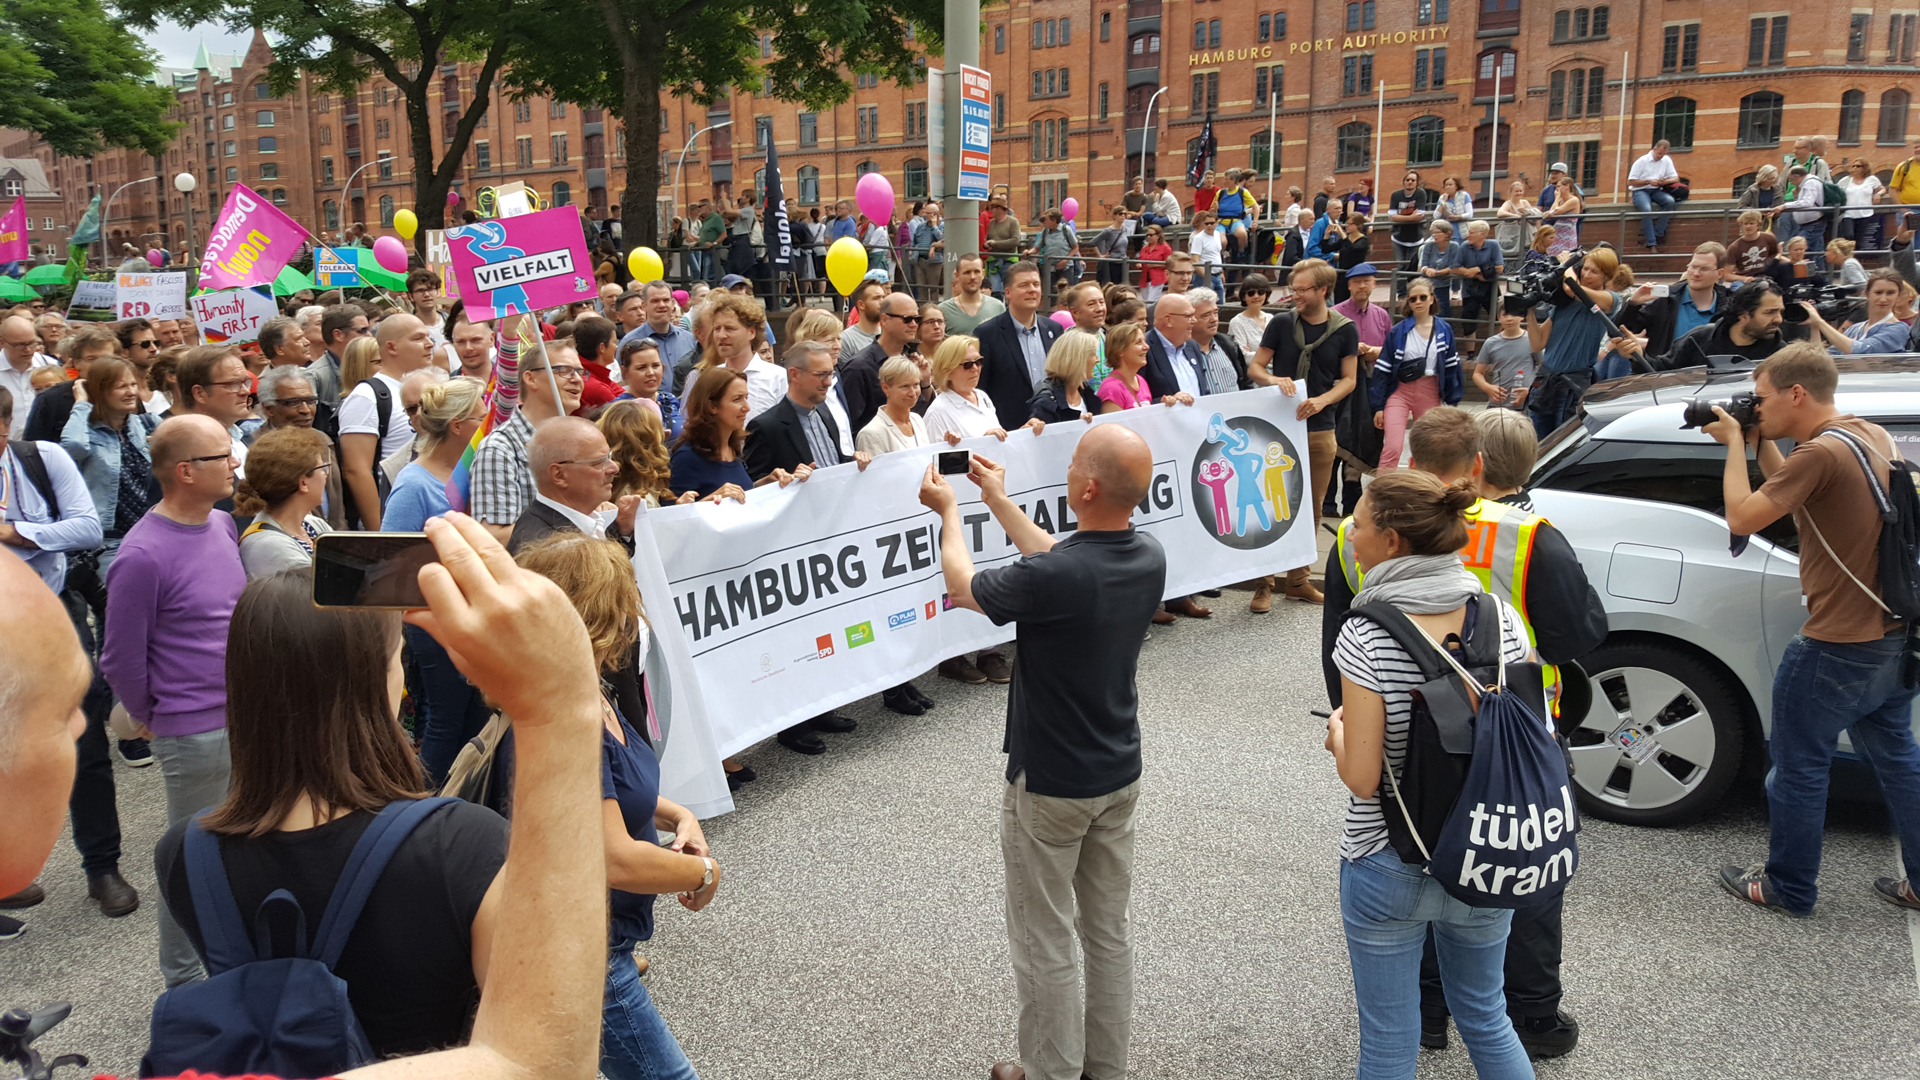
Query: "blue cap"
1346 262 1380 279
862 268 891 283
718 274 750 288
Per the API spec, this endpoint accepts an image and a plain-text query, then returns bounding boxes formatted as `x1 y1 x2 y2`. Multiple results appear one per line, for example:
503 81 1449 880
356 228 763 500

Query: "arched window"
1552 9 1569 39
254 82 274 99
1737 91 1784 148
856 160 878 177
1731 172 1759 200
1839 89 1866 145
1476 48 1516 97
271 189 287 205
552 181 572 206
379 194 395 226
1337 121 1372 171
797 164 819 204
323 199 339 231
1651 97 1696 151
904 157 928 198
1407 115 1445 167
1250 131 1275 177
255 111 276 127
1879 89 1911 145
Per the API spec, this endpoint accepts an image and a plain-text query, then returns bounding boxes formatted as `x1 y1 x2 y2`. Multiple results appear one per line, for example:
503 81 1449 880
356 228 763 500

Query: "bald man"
508 416 640 556
99 413 244 986
0 315 58 425
920 424 1166 1080
0 553 92 914
338 313 432 528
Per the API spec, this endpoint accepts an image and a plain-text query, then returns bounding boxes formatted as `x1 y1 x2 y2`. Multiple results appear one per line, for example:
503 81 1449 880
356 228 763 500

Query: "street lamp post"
336 158 381 240
99 176 156 270
1138 88 1168 187
672 120 733 223
174 172 198 277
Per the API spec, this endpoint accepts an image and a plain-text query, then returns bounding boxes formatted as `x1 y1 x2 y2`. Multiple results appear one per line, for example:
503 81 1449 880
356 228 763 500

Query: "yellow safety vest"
1337 498 1560 703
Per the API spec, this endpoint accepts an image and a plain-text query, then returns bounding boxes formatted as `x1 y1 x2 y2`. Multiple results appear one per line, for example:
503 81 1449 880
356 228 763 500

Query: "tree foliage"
510 0 942 248
0 0 179 157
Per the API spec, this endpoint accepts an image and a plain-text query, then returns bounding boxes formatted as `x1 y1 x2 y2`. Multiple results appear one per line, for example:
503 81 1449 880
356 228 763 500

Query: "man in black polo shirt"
920 425 1166 1080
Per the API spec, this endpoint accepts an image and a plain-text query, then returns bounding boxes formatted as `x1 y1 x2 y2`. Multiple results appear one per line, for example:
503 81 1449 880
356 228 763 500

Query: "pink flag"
0 197 26 262
200 182 312 291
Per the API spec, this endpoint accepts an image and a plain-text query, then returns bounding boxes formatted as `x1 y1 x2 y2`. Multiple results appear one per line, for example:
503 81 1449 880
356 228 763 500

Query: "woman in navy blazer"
1368 277 1463 470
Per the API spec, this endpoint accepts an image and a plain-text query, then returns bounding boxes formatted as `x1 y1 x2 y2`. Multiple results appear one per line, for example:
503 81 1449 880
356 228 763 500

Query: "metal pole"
100 176 155 270
673 121 733 225
336 158 380 243
1489 63 1501 204
1264 79 1278 214
1372 80 1384 222
943 0 981 292
1613 51 1630 204
1140 87 1167 190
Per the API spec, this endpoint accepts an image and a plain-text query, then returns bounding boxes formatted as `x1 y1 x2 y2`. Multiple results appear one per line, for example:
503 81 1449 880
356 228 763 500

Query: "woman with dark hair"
60 357 161 575
513 533 720 1080
616 338 682 440
153 569 509 1059
1370 277 1463 472
234 426 335 578
668 367 753 502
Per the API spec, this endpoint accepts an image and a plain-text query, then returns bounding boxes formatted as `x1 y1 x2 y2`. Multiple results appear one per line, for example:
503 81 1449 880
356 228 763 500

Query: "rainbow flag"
445 320 529 512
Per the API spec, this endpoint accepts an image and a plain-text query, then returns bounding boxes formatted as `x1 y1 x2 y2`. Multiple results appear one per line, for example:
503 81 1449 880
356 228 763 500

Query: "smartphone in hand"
313 532 438 609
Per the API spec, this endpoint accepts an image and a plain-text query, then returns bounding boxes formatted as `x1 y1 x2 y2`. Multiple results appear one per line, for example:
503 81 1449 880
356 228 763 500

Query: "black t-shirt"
1258 311 1361 432
1388 188 1430 246
971 528 1167 799
157 801 510 1058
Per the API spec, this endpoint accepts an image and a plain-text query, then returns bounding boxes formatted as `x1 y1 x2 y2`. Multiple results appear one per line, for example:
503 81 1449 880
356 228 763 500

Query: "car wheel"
1563 642 1745 826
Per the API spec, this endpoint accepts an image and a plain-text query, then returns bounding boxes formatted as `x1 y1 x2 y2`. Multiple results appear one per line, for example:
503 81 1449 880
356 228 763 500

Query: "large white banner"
636 387 1317 781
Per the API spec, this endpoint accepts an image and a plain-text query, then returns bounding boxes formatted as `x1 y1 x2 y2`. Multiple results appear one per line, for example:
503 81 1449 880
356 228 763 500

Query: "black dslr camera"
1680 392 1758 431
1783 281 1865 325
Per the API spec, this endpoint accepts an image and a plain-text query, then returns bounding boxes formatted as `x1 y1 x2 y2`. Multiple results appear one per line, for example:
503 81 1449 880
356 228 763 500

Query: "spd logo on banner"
314 247 361 288
443 206 592 319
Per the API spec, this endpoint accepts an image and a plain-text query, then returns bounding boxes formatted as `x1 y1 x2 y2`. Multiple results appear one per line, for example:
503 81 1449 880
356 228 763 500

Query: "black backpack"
342 377 393 529
9 441 60 517
1808 427 1920 622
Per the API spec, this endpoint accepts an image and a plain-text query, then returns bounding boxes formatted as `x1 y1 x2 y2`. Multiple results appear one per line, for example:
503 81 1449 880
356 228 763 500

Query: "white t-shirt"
337 371 416 460
1404 325 1439 376
1628 152 1679 187
1189 229 1224 269
1839 174 1885 217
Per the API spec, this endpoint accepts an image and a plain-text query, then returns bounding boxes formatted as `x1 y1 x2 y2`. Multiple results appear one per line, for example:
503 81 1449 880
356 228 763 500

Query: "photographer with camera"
1615 279 1798 372
1520 246 1627 438
1705 345 1920 918
1798 269 1909 354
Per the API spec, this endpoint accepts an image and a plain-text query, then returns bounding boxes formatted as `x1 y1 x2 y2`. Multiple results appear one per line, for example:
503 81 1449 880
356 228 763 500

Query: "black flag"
1186 113 1216 189
764 130 793 272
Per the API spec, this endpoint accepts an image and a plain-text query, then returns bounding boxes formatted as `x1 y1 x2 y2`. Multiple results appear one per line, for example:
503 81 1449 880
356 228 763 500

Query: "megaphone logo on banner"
1190 412 1301 550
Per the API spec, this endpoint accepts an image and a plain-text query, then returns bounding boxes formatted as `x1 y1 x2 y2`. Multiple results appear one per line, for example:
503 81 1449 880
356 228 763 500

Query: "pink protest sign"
0 197 25 262
444 206 594 319
200 182 311 291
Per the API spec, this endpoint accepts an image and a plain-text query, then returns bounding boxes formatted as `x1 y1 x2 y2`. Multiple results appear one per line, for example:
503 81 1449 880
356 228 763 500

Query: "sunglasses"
958 359 982 370
885 312 923 324
131 339 158 350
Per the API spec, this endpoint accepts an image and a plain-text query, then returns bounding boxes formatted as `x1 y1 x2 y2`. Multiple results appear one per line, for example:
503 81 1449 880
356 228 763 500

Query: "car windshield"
1536 437 1800 553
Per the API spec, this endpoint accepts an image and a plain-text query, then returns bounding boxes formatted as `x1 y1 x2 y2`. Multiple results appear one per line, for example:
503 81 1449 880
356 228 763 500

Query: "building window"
222 114 234 131
995 93 1006 130
255 110 275 127
516 136 533 167
1250 130 1275 176
475 140 491 171
1748 16 1788 67
1062 17 1072 42
1839 89 1866 145
380 194 395 226
1191 72 1219 115
323 199 339 230
1099 83 1110 121
1585 64 1604 116
1553 6 1607 41
1255 65 1284 106
1662 23 1700 73
317 94 330 113
1737 90 1785 147
514 101 531 123
857 105 879 143
224 167 238 182
257 136 276 154
1272 12 1289 37
321 157 334 183
551 133 568 165
1101 12 1110 40
1193 20 1206 48
259 163 279 180
1034 21 1043 48
1549 71 1564 119
1889 14 1917 62
552 181 571 206
996 24 1005 52
905 102 927 139
857 160 878 177
798 164 819 204
1471 121 1510 172
754 116 771 151
1652 97 1695 151
1407 115 1444 166
1545 139 1602 190
376 118 390 138
223 140 236 156
1881 89 1912 144
1345 2 1376 31
1343 54 1374 96
1337 121 1372 171
904 158 928 199
1414 48 1446 91
1850 14 1871 62
760 32 772 58
271 188 287 205
1417 0 1448 24
799 112 817 146
222 90 233 105
1030 179 1066 219
550 101 566 119
377 151 393 179
1476 49 1516 97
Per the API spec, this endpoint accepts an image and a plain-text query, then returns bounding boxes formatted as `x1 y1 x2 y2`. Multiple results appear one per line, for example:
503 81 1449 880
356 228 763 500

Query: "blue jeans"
1594 349 1633 382
1139 213 1173 228
1632 188 1676 245
406 624 495 787
601 939 700 1080
1794 217 1829 271
1764 632 1920 914
1341 852 1535 1080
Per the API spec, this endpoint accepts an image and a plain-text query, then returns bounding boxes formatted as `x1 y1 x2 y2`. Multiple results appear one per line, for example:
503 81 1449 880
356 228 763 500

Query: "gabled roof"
0 157 58 198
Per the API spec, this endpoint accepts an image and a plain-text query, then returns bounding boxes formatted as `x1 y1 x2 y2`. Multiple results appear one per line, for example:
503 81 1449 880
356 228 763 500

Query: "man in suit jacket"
1143 291 1199 401
840 290 924 438
505 417 638 557
1185 288 1254 394
741 340 886 755
972 261 1062 431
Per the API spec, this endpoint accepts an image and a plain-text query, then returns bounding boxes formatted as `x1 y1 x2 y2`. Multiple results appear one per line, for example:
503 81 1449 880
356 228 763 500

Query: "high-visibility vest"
1336 498 1560 703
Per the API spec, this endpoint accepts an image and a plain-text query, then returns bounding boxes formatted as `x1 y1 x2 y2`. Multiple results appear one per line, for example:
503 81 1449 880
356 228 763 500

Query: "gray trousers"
1001 773 1139 1080
152 728 232 987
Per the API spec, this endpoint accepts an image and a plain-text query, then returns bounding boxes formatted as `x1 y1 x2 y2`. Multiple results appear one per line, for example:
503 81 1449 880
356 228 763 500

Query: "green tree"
121 0 543 248
511 0 941 250
0 0 179 156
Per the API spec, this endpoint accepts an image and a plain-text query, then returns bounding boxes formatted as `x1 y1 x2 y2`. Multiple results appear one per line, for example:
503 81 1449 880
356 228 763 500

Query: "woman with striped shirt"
1326 470 1536 1080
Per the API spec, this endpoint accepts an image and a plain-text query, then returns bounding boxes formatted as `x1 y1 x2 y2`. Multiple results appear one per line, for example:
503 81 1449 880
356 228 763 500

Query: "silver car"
1526 357 1920 826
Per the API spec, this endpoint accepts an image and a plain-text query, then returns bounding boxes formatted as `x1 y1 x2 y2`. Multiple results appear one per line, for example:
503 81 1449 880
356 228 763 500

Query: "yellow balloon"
393 208 419 240
826 236 869 297
627 246 665 282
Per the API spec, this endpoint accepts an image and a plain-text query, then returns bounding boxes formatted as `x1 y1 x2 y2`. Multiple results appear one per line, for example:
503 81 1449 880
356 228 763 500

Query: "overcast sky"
144 19 261 70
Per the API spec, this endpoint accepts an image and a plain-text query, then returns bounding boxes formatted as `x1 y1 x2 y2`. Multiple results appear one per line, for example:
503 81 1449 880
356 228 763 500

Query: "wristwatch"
698 857 715 891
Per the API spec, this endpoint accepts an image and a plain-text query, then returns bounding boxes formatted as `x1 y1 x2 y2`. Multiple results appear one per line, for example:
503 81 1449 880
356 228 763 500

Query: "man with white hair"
1452 219 1504 343
1183 287 1249 396
0 316 58 425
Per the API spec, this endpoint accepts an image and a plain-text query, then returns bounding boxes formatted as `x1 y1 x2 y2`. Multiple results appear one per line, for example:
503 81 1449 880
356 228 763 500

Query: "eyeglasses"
538 364 586 381
352 326 373 336
957 359 982 370
884 312 923 324
274 396 318 408
797 367 835 381
185 453 234 466
558 453 614 467
212 379 254 395
306 462 332 475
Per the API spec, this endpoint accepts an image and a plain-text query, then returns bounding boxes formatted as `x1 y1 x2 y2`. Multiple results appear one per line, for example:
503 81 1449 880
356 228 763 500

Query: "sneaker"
939 656 987 684
976 651 1013 684
0 915 23 941
1873 877 1920 911
118 738 153 767
1718 864 1808 917
1514 1008 1579 1058
1420 1016 1448 1050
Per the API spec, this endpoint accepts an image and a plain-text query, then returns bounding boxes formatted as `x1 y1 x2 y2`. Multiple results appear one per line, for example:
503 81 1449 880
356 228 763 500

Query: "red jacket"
575 359 623 414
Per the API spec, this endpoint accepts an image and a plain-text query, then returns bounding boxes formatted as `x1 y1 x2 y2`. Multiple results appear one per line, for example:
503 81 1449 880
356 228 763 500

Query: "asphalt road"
4 595 1918 1080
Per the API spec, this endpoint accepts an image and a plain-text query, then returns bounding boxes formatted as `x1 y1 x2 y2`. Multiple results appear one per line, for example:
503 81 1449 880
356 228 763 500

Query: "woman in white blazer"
856 355 933 456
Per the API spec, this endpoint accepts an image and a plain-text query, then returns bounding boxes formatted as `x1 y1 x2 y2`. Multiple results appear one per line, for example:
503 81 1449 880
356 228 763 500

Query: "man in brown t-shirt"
1704 343 1920 917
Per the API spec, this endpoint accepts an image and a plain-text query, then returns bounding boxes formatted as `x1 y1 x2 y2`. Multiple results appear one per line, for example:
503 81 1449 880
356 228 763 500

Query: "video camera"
1679 391 1758 431
1505 256 1582 309
1782 281 1865 325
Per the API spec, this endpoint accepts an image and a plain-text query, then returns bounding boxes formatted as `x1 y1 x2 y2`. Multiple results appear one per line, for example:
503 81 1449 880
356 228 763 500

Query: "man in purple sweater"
100 413 246 987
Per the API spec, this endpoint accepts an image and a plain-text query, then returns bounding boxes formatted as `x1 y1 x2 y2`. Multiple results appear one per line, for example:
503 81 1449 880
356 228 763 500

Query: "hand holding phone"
313 532 440 608
938 449 972 475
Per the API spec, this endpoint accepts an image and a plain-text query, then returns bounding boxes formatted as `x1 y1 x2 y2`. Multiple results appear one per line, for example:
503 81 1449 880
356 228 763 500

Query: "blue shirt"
1 441 101 592
619 322 699 374
382 461 452 532
1156 329 1200 397
1672 290 1717 340
669 443 750 498
1542 291 1624 375
601 705 661 945
1015 317 1049 387
829 216 859 242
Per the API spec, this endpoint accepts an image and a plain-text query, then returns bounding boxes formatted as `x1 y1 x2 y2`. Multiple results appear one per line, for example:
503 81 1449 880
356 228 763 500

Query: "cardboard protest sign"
191 287 279 345
68 279 117 323
443 205 593 320
115 272 188 320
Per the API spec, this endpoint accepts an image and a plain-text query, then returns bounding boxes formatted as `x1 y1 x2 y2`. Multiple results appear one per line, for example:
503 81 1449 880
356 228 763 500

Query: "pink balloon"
373 235 409 274
672 289 690 307
145 249 163 267
1050 310 1075 329
447 190 461 206
855 172 895 226
1060 197 1079 223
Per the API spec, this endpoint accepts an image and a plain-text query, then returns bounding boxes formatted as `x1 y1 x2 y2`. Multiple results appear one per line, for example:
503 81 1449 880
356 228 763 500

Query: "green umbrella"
23 263 65 286
357 257 406 291
272 264 313 296
0 276 34 301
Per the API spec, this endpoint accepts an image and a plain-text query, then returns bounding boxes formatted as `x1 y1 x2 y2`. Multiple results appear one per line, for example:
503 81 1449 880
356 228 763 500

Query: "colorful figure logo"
446 221 533 315
1187 413 1301 551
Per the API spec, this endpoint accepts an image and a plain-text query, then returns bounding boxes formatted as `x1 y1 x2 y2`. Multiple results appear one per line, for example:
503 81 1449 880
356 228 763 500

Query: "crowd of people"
7 142 1920 1080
